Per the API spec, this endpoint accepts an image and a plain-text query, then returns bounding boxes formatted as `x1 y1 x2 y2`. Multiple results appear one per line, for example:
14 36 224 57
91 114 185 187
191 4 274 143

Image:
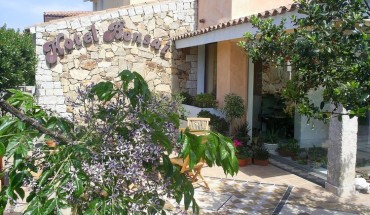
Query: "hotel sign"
43 21 171 64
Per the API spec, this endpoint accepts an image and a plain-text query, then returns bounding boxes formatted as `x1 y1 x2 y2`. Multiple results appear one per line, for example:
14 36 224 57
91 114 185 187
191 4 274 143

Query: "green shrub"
253 146 270 160
179 91 193 105
287 138 300 155
233 122 251 145
0 25 37 90
193 93 217 108
265 128 279 144
223 93 245 122
197 110 229 135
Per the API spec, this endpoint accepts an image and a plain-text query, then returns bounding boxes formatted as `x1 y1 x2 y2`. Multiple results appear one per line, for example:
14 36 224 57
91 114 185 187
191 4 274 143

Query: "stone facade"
29 0 198 117
262 63 290 95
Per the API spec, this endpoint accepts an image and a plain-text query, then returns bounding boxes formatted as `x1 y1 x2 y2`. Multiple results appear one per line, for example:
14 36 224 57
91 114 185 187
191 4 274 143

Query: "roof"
173 4 298 41
43 11 91 22
43 11 91 18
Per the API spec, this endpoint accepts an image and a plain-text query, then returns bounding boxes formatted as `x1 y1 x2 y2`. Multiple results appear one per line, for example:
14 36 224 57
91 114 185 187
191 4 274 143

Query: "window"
204 43 217 94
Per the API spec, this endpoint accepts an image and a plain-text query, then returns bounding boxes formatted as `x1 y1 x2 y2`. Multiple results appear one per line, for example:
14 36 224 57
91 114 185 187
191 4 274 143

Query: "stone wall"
29 0 198 117
262 63 290 95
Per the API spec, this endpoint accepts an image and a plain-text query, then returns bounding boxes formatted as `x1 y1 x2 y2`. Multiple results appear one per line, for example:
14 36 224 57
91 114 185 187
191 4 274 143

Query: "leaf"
0 119 16 135
320 101 325 110
91 82 116 101
10 171 26 189
38 169 52 186
38 185 54 198
43 198 57 214
14 187 25 199
152 131 171 152
0 142 5 156
73 178 84 197
188 150 196 170
26 190 36 203
219 145 228 160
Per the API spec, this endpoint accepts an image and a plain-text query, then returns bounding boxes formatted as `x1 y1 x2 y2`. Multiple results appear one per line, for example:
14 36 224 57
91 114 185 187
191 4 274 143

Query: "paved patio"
184 164 370 214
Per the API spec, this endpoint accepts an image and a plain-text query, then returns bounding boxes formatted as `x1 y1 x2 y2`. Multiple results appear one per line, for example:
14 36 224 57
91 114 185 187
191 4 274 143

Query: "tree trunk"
0 98 72 144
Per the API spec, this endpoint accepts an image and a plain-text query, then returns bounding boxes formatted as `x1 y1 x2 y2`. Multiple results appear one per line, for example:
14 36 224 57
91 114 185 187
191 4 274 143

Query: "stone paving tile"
280 204 358 215
166 177 289 214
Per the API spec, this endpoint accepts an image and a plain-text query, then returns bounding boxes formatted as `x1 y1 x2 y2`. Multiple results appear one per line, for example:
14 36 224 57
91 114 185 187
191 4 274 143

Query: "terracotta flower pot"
238 157 252 167
277 149 292 157
254 159 269 166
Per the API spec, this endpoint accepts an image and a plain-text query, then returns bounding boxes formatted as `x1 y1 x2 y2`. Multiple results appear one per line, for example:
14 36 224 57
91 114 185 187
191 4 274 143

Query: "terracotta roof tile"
173 3 297 41
44 11 91 17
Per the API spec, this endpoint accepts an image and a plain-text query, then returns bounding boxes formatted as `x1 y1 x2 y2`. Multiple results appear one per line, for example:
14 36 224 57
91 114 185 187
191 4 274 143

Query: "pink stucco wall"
197 0 232 29
232 0 294 19
216 41 247 108
198 0 294 29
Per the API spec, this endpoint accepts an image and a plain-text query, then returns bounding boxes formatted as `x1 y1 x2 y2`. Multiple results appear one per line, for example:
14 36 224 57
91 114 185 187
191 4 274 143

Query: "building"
28 0 369 197
44 11 91 22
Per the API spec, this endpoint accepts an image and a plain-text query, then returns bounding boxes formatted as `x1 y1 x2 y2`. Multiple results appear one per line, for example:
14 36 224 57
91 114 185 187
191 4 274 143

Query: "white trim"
197 45 205 94
247 57 254 139
175 11 301 49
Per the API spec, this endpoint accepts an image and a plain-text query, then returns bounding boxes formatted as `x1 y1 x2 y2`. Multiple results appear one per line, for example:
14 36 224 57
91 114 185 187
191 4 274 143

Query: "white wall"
294 88 330 148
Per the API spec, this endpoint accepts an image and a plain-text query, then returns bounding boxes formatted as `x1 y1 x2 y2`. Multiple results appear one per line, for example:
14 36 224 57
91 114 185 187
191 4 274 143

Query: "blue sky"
0 0 91 30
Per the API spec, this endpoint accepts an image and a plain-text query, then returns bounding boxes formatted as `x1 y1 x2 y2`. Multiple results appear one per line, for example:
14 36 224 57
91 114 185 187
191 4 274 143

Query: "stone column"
325 106 358 197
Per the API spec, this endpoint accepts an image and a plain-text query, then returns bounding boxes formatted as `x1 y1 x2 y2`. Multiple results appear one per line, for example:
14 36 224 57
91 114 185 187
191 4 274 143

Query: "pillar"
325 106 358 197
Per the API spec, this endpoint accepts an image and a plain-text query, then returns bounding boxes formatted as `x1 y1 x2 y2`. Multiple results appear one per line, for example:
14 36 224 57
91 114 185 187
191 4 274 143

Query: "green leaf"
188 150 196 170
38 169 52 186
10 171 26 189
219 145 228 160
43 198 57 214
24 196 43 215
152 131 171 152
0 119 16 135
91 82 116 101
73 178 84 197
0 142 5 156
14 187 25 199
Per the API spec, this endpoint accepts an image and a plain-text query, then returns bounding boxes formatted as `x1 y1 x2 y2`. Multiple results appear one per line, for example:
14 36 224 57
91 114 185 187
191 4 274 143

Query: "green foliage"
179 130 239 176
239 0 370 119
197 110 229 135
0 70 239 214
179 91 194 105
0 90 73 214
233 139 252 159
232 122 251 145
286 139 300 156
223 93 245 122
253 146 270 160
193 93 217 108
265 128 279 144
0 25 37 89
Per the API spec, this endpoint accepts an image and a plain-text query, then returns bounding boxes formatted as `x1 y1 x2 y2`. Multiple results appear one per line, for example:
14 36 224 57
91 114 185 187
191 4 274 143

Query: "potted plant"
276 142 291 157
223 93 245 135
287 139 300 160
253 146 270 166
264 128 279 152
234 139 252 166
182 93 224 118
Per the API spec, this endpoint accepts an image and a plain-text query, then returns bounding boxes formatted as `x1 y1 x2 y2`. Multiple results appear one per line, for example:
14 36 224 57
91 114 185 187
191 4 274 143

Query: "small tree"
0 25 37 90
239 0 370 120
223 93 245 134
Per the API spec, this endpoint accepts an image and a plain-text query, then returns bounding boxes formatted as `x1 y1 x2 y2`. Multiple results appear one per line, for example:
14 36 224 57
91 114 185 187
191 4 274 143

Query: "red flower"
233 139 242 147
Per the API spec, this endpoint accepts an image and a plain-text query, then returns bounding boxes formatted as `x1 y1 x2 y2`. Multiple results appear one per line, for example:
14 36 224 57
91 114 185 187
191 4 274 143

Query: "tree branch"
0 98 72 144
